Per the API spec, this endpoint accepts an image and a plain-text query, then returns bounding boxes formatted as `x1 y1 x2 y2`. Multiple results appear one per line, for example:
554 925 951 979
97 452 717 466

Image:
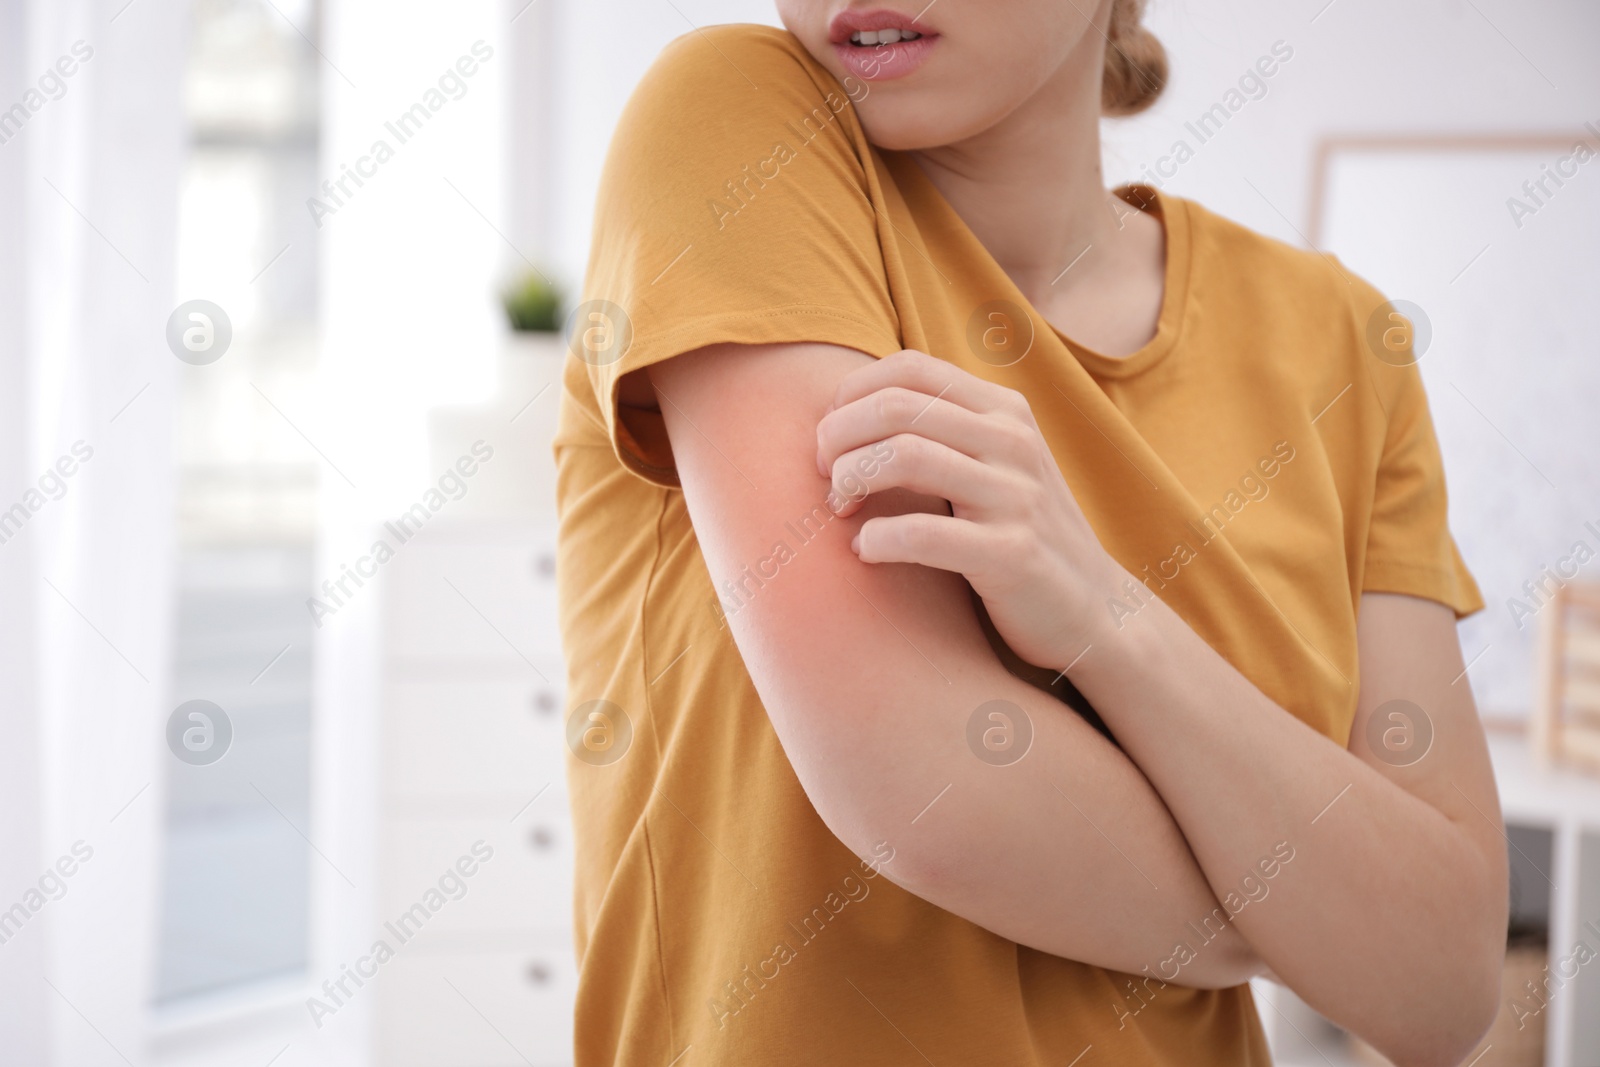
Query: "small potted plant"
425 270 569 515
501 271 564 334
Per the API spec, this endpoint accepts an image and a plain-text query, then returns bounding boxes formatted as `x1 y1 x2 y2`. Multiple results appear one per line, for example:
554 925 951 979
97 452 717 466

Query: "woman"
551 2 1507 1064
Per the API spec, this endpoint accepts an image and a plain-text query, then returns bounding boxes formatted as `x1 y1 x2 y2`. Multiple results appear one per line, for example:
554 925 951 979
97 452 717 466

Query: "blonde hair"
1101 0 1168 116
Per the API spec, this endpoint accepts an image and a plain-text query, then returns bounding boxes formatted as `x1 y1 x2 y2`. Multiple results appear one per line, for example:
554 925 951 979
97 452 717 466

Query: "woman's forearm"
1063 580 1505 1065
821 669 1269 988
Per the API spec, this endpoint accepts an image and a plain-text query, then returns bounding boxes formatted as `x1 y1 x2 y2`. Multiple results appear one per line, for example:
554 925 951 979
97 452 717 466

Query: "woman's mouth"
828 11 939 81
845 28 923 45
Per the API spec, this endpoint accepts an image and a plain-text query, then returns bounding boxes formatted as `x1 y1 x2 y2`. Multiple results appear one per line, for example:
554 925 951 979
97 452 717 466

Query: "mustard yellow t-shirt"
552 24 1482 1067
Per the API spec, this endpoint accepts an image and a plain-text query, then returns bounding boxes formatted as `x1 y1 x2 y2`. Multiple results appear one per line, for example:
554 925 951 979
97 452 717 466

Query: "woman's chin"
854 109 957 153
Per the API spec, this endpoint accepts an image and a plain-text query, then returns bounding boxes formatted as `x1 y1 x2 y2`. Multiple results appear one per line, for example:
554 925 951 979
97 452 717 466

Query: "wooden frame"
1534 582 1600 773
1306 132 1600 246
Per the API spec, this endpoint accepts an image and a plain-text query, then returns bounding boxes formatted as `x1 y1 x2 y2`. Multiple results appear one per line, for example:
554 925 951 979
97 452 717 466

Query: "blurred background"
0 1 1596 1065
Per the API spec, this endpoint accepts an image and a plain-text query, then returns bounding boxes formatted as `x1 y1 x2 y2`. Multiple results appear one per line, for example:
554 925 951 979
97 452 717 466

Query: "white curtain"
0 0 188 1062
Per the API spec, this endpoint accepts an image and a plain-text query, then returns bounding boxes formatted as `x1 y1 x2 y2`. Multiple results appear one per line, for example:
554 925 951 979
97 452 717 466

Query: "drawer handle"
533 553 556 579
529 826 555 851
526 961 551 986
532 689 559 716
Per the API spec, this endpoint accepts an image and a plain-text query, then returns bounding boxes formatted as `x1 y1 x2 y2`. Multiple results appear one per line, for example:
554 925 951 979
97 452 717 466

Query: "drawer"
373 941 575 1067
384 674 567 797
378 815 573 938
386 532 561 662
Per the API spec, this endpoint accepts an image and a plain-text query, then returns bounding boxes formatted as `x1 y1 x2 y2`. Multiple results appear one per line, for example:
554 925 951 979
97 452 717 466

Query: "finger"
817 385 1016 477
827 433 1005 519
830 348 1018 418
852 510 991 575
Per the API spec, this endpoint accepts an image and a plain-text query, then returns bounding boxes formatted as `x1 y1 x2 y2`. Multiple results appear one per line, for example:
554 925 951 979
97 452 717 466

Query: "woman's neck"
905 29 1166 357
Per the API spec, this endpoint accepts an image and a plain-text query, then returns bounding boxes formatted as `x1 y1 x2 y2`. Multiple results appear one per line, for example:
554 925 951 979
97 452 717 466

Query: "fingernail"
850 532 861 554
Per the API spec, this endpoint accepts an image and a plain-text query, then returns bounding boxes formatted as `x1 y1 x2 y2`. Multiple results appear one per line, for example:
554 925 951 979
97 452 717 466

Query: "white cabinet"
375 811 574 938
384 675 567 799
370 340 577 1067
384 539 562 663
374 941 577 1067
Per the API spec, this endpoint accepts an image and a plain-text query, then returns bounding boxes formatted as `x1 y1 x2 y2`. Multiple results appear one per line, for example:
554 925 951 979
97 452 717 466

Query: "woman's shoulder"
1171 192 1403 352
1174 194 1381 307
625 24 859 134
597 24 875 244
1166 192 1422 407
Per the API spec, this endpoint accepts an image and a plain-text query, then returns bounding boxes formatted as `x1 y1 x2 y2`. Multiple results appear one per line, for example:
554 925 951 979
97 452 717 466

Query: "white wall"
0 4 50 1062
543 0 784 290
1105 0 1598 226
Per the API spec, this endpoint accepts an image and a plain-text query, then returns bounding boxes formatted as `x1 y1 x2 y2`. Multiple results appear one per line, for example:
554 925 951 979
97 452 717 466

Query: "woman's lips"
832 34 937 81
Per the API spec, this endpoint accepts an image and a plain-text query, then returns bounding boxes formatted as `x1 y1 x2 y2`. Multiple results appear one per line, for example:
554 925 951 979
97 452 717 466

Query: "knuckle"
890 348 942 387
1003 412 1042 454
1005 525 1034 559
888 432 928 467
994 420 1029 455
878 387 919 425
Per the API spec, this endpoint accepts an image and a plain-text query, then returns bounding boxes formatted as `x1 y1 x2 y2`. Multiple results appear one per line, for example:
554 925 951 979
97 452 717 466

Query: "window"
156 0 321 1005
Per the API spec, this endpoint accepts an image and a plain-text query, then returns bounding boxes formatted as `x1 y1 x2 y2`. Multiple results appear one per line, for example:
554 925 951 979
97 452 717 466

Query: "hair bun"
1102 0 1168 117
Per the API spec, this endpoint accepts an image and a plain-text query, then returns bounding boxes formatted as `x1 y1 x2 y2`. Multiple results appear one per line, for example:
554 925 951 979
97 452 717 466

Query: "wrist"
1061 556 1160 682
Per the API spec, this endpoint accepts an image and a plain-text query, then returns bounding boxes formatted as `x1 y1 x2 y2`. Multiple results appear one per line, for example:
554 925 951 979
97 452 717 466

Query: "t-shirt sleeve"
574 25 903 487
1358 291 1484 619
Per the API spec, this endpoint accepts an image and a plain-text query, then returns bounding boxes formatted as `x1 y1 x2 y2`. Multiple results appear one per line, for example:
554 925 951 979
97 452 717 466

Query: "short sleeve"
576 25 903 486
1359 292 1484 619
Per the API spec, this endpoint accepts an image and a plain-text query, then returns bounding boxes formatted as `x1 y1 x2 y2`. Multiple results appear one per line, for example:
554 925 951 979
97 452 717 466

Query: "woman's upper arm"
1350 593 1507 887
644 340 992 847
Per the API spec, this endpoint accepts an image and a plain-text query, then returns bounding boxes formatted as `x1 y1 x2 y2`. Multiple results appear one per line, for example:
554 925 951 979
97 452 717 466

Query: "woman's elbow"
1371 942 1504 1067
